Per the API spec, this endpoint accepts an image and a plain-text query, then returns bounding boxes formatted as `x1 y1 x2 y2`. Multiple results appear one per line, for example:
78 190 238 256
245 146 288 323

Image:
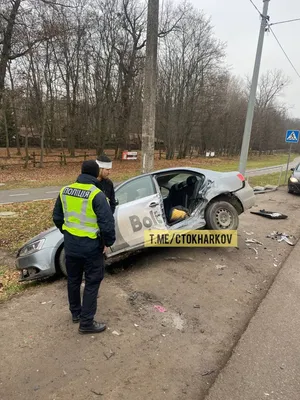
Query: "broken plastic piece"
154 305 167 313
245 239 263 245
249 247 258 255
253 185 278 194
278 236 295 246
216 264 227 270
250 209 287 219
266 231 296 246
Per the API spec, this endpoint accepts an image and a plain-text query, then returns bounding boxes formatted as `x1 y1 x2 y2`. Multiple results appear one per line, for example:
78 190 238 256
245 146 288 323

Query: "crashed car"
288 163 300 194
16 167 255 281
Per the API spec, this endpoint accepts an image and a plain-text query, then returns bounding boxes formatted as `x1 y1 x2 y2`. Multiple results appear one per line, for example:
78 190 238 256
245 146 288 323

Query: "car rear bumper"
235 182 256 211
16 248 57 282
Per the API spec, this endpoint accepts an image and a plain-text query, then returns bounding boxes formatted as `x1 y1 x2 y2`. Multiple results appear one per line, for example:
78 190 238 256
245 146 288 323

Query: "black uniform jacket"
96 178 117 214
52 174 116 258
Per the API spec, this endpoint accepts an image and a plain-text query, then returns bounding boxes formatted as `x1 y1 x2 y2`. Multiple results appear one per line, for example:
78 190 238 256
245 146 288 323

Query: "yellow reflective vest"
60 183 101 239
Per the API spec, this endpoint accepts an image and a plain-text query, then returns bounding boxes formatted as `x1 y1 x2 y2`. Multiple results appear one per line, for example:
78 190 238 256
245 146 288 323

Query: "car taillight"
237 173 245 181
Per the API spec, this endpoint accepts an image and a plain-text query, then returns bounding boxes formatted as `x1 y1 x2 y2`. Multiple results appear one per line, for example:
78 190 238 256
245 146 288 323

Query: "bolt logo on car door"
129 210 163 232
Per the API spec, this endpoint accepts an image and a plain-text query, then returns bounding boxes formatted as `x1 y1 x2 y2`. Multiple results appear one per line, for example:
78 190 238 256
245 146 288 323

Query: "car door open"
107 175 167 256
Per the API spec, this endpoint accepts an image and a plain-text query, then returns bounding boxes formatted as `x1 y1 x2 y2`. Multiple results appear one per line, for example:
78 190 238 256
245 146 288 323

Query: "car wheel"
58 247 68 277
205 200 239 230
288 187 293 194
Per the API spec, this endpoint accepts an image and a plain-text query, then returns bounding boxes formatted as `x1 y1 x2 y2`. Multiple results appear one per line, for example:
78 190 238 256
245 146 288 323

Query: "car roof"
114 167 239 188
150 166 239 179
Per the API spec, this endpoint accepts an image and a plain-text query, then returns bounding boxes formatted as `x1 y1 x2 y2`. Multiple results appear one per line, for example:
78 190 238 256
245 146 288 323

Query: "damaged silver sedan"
16 167 255 281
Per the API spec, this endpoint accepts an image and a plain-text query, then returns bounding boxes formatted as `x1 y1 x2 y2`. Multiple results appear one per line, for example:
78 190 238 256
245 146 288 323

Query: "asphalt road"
245 156 300 176
0 186 63 205
205 231 300 400
1 157 300 205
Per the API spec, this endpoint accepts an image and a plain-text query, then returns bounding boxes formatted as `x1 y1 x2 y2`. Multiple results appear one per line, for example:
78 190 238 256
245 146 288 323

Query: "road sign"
284 129 300 183
285 130 300 143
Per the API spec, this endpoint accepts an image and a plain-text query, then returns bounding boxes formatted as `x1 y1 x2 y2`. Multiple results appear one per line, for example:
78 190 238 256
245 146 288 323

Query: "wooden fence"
0 150 116 169
0 148 291 169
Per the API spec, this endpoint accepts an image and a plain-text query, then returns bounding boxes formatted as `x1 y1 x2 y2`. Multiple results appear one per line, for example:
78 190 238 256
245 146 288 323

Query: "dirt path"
0 187 299 400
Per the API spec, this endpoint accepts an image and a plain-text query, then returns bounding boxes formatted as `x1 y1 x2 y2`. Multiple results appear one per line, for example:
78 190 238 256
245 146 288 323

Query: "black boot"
72 314 81 323
78 321 106 334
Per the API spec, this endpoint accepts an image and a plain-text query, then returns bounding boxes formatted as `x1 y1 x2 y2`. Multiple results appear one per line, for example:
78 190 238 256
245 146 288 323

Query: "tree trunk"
8 64 20 155
3 101 11 158
24 132 29 169
0 0 22 104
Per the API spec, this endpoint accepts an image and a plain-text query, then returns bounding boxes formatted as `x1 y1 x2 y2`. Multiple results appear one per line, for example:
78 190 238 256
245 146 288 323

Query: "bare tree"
157 4 225 159
251 70 290 154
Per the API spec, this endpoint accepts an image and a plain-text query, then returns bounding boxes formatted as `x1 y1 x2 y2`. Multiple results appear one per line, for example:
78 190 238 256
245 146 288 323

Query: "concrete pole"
141 0 159 174
238 0 270 175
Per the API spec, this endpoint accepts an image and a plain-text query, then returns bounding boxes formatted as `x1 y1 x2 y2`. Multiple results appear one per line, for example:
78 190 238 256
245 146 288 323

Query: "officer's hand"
103 246 108 254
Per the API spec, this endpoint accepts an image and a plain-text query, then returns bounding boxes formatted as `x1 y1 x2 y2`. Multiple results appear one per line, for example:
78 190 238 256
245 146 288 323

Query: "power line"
268 24 300 79
270 18 300 26
249 0 300 27
249 0 262 16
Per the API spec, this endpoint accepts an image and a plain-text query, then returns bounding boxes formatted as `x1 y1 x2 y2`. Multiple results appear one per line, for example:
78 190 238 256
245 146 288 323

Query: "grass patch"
0 198 57 301
248 172 289 187
0 199 55 253
0 264 47 302
190 153 298 173
0 153 298 190
0 199 56 301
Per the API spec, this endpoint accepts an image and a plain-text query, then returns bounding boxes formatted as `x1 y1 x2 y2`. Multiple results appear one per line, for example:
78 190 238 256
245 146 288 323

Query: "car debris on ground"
245 238 263 245
248 247 259 255
154 305 167 313
266 231 296 246
250 209 288 219
252 185 278 194
216 264 227 270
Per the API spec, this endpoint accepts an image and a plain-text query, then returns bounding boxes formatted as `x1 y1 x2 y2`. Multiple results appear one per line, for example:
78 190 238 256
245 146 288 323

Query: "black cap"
81 160 99 178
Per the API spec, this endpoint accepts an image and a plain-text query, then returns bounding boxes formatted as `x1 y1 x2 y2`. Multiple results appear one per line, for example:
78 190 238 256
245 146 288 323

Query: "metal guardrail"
245 165 284 189
245 164 285 175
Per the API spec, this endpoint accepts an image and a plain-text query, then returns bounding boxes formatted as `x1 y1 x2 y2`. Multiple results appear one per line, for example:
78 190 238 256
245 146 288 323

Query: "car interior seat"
186 175 204 211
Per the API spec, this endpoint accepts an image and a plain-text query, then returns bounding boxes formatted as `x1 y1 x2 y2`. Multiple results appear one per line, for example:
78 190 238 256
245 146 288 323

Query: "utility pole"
238 0 270 175
141 0 159 174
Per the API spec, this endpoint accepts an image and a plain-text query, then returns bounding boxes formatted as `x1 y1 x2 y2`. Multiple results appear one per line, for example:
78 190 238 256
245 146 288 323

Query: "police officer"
52 160 116 334
95 154 117 214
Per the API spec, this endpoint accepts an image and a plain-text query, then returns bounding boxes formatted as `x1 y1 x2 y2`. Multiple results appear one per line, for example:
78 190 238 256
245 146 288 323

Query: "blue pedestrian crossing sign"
285 130 300 143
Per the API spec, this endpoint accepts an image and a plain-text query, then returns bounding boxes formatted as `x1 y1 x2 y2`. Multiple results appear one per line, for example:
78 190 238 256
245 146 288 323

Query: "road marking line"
9 193 29 197
45 191 60 194
32 198 54 202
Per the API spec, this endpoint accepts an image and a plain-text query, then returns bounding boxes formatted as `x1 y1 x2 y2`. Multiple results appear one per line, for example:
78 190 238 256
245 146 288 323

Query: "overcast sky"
176 0 300 120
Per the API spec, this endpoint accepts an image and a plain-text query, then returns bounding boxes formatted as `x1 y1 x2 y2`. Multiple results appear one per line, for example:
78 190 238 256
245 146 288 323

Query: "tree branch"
40 0 76 8
0 12 11 23
9 37 47 60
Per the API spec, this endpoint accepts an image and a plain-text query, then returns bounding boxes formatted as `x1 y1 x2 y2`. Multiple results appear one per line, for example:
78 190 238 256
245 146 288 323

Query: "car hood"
292 171 300 179
22 226 58 246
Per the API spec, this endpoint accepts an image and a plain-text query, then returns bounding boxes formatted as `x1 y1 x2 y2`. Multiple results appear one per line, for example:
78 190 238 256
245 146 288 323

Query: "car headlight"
19 239 45 257
290 177 298 183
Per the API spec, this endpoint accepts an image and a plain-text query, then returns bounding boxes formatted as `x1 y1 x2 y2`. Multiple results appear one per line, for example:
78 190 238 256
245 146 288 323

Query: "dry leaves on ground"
0 200 55 253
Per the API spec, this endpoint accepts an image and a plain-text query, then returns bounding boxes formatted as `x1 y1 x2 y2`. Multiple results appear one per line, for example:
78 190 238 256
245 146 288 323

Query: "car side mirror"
291 168 295 171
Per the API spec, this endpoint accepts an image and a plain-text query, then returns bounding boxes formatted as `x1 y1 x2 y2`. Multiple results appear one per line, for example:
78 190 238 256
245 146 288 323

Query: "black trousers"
65 253 105 327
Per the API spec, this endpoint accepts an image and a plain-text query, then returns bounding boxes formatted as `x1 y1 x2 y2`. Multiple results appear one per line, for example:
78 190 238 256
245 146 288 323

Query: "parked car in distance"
288 164 300 194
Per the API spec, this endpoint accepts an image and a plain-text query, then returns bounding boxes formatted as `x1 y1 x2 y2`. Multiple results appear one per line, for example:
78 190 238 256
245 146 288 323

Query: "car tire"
288 187 293 194
205 200 239 230
58 247 68 277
